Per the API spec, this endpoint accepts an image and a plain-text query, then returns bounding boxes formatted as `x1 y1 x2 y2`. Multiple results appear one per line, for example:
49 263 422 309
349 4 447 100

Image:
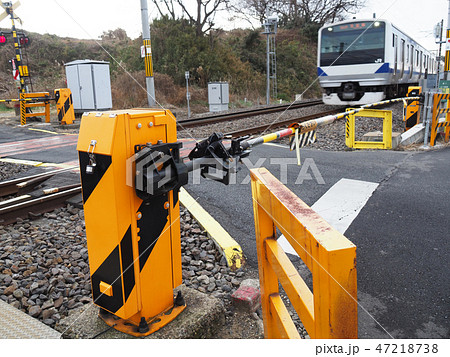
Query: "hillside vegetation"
0 17 321 112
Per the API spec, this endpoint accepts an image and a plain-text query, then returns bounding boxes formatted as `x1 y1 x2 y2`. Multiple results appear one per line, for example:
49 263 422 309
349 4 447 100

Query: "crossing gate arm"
250 167 357 339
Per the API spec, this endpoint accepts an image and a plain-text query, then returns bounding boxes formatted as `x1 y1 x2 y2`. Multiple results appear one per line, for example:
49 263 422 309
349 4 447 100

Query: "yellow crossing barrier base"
250 167 357 339
179 187 245 270
346 108 392 149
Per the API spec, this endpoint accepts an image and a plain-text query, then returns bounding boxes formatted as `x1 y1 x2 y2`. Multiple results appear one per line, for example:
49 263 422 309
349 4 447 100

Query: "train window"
319 21 386 66
392 34 395 47
407 45 409 63
394 35 398 75
401 39 405 63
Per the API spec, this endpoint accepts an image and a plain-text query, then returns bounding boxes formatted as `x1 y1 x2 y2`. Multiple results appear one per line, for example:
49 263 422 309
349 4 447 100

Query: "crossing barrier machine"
77 106 369 337
77 109 255 336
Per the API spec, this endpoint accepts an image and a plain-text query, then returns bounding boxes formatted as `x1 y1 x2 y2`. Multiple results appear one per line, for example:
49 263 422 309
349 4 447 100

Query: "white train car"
317 19 437 105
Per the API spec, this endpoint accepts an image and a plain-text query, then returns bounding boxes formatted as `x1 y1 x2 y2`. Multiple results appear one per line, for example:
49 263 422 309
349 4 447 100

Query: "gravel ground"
177 102 338 140
0 162 33 181
0 202 276 338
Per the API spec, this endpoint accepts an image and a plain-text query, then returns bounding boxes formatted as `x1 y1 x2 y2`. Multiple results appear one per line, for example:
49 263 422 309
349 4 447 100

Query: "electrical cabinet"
65 60 113 113
208 82 229 112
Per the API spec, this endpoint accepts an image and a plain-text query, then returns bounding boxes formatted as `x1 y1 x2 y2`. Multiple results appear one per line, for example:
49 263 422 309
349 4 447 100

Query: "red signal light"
19 36 29 46
0 35 7 45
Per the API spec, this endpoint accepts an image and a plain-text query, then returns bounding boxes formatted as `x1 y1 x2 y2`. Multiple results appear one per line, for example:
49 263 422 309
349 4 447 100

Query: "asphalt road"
185 143 450 339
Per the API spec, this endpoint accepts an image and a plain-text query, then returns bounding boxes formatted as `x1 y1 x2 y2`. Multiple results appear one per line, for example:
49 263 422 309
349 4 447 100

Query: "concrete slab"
362 131 401 149
55 285 225 339
400 123 425 146
0 299 61 339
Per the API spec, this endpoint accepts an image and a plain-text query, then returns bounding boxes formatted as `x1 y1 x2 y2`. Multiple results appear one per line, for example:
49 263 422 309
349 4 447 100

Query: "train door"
393 35 398 77
419 51 423 79
400 39 405 79
409 45 414 79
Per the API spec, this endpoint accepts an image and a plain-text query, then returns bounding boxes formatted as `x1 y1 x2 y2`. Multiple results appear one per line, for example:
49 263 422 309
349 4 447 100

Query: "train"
317 19 437 105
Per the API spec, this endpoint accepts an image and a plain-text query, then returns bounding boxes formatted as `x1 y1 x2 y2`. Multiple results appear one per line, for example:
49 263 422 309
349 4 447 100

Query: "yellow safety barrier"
250 167 357 339
430 93 450 146
345 108 392 149
19 92 51 126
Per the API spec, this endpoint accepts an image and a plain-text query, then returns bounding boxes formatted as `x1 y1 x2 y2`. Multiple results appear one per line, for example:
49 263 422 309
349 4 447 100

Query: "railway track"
0 168 81 225
224 108 344 138
176 99 323 129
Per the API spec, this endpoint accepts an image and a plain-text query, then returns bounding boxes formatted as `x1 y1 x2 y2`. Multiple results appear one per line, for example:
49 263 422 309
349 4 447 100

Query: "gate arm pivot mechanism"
186 133 251 185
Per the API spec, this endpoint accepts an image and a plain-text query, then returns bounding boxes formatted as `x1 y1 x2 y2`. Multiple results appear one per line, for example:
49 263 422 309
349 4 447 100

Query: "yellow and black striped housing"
77 109 184 334
54 88 75 125
404 86 422 130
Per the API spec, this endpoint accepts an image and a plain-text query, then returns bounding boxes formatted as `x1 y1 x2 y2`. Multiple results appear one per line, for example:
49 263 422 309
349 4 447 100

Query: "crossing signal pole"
0 1 31 94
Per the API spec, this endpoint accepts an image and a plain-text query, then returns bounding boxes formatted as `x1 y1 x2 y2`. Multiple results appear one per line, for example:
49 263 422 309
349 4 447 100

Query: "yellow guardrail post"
19 92 26 126
345 108 392 149
250 167 357 339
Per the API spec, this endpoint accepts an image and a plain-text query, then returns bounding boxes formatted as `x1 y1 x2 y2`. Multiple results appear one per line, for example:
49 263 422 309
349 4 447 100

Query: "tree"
150 0 231 36
100 28 129 41
237 0 365 28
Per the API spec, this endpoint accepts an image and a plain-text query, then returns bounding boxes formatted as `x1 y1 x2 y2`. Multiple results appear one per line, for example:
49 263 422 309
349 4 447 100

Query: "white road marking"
278 178 379 256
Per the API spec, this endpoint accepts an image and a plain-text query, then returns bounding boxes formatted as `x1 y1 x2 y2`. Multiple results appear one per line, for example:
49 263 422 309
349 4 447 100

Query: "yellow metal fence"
250 167 357 339
345 108 392 149
19 92 51 126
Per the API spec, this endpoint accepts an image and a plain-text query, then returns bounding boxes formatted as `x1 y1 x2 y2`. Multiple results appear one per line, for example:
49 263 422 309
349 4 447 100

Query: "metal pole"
436 19 444 88
445 0 450 80
266 31 270 106
140 0 156 107
185 71 191 118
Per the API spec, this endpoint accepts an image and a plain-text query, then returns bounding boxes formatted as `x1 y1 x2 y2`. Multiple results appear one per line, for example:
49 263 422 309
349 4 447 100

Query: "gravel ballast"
0 204 254 333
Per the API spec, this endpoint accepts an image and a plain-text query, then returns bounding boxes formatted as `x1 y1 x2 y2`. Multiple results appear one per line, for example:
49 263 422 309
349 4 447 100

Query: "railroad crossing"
0 107 448 338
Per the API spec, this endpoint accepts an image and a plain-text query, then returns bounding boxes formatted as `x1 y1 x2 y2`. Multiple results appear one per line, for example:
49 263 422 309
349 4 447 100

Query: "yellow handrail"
250 167 357 339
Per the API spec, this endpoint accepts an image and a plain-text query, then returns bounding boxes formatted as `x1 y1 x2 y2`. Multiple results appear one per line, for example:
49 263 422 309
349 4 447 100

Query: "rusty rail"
0 186 81 224
176 100 324 129
0 168 73 197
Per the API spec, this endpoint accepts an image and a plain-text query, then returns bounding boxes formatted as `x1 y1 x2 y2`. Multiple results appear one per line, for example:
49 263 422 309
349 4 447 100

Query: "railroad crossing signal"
0 1 31 93
0 1 21 22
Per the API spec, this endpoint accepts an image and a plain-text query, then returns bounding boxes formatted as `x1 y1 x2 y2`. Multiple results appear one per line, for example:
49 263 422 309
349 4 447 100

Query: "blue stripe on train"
317 67 327 77
375 63 392 73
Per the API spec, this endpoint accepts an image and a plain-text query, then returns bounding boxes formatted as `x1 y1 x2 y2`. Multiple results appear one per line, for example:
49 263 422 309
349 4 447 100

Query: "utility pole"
140 0 155 107
445 0 450 80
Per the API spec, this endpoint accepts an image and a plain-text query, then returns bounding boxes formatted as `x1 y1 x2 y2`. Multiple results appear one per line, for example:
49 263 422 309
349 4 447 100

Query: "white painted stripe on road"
278 178 379 256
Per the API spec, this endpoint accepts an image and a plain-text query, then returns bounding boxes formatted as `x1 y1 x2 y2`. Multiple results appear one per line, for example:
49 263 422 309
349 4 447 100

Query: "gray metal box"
65 60 113 113
208 82 229 112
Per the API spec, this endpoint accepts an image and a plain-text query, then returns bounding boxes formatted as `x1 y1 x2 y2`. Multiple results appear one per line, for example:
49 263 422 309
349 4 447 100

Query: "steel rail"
176 100 323 129
224 108 344 138
0 186 81 225
0 167 75 198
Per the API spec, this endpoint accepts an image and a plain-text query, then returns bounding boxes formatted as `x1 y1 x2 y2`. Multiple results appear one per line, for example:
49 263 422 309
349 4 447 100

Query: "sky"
0 0 448 53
